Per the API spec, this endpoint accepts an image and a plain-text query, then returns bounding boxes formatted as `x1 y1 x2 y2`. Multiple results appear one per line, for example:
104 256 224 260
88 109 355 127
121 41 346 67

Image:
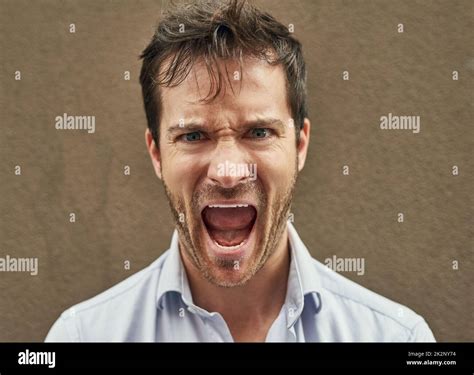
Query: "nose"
207 140 254 189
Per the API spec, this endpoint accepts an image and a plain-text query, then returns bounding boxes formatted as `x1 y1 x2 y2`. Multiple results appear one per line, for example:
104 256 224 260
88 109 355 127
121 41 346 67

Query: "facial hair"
161 158 298 287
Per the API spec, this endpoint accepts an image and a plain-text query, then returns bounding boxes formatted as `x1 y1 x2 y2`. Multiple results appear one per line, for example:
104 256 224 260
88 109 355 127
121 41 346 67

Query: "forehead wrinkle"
166 116 286 137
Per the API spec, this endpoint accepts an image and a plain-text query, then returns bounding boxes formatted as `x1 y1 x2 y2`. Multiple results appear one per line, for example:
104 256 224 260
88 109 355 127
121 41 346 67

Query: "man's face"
146 56 310 287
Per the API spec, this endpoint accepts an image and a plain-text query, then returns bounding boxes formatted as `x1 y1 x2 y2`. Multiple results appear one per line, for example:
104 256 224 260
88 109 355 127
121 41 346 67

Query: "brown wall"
0 0 472 341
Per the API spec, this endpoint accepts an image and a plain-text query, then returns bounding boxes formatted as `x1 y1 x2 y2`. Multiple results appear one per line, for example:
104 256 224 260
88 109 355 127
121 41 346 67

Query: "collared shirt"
45 222 435 342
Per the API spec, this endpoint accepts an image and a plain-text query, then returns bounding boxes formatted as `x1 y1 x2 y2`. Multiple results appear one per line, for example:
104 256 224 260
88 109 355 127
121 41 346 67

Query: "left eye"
248 128 272 139
181 131 203 142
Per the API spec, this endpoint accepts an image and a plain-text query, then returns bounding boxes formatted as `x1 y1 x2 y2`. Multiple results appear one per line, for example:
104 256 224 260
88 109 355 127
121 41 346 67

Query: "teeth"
213 240 245 250
208 204 249 208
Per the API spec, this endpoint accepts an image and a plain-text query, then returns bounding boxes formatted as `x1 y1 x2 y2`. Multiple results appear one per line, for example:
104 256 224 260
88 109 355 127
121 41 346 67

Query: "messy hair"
139 0 308 145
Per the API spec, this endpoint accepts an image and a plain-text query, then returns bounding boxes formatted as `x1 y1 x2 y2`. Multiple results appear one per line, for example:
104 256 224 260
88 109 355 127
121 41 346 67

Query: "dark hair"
139 0 307 145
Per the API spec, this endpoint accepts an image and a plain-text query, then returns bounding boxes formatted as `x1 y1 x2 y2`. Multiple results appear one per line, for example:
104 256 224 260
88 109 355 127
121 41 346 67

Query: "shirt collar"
156 221 323 324
155 230 185 309
285 221 322 327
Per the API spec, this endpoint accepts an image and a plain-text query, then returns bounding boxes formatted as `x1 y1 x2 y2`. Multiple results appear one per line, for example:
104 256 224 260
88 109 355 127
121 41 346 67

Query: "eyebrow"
166 117 287 135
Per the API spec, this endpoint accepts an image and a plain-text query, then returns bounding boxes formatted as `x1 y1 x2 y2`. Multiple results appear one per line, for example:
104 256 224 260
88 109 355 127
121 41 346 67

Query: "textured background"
0 0 472 342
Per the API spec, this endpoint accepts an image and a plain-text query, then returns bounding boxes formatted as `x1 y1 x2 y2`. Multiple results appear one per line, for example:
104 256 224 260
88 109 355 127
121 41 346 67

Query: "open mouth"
201 203 257 250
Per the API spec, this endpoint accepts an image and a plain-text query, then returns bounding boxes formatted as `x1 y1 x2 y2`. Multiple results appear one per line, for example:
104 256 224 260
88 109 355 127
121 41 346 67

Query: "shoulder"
45 251 170 342
70 253 167 314
310 258 435 341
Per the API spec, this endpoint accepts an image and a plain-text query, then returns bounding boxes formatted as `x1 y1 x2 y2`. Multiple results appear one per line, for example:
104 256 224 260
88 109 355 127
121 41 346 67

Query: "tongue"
203 206 256 247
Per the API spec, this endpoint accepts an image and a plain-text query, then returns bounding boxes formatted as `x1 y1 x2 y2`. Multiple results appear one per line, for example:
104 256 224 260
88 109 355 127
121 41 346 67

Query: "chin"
202 263 256 288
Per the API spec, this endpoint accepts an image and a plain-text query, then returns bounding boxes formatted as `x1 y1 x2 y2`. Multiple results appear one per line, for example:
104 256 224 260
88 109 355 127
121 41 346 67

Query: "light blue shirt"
45 222 435 342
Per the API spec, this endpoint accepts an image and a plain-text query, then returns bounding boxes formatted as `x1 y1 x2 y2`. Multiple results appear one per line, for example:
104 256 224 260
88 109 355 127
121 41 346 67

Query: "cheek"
161 150 204 198
254 146 297 192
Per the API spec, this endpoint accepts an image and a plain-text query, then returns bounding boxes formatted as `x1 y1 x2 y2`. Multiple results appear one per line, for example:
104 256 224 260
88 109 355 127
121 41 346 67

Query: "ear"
145 128 162 179
297 118 311 172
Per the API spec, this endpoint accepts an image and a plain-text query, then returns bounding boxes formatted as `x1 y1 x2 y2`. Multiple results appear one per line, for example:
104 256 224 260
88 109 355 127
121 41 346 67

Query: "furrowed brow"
166 117 287 136
241 118 286 132
166 122 207 135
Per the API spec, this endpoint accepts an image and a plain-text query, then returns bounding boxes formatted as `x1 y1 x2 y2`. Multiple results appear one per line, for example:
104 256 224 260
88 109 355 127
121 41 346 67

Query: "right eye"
179 131 205 142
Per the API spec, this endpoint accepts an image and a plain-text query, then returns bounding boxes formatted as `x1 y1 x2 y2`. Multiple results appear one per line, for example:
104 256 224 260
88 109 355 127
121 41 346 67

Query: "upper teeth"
214 240 245 250
208 204 249 208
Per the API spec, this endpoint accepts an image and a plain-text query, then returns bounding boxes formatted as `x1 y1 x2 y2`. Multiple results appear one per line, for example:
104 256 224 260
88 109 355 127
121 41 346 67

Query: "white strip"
213 240 245 250
208 204 249 208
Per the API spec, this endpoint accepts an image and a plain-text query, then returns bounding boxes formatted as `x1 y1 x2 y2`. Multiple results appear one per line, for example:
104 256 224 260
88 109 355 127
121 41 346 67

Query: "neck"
180 229 291 341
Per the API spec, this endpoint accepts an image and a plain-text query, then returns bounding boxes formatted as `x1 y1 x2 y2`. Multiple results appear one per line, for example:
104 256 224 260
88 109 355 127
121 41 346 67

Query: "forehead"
159 56 290 124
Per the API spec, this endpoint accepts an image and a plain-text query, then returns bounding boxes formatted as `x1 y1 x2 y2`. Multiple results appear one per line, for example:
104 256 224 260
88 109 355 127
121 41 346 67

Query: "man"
46 0 435 342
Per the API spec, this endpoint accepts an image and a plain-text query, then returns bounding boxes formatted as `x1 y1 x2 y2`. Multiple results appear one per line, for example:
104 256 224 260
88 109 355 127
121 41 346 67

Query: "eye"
179 131 205 142
247 128 273 139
